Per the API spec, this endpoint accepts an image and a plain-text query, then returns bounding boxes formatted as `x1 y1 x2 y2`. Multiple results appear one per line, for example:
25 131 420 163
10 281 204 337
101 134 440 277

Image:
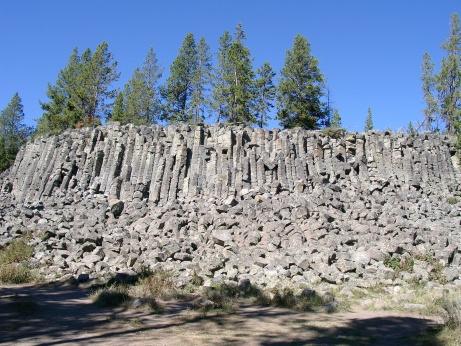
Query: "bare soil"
0 282 442 346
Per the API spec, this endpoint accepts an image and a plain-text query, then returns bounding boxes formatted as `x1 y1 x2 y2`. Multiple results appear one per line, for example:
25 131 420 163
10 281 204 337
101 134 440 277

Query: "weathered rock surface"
0 123 460 287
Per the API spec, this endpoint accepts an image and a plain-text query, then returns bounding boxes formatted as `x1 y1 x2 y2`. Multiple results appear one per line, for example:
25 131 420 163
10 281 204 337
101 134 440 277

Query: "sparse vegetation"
0 238 35 284
414 253 447 284
383 255 414 274
260 287 335 312
138 269 177 299
0 239 34 265
321 127 346 139
91 285 131 308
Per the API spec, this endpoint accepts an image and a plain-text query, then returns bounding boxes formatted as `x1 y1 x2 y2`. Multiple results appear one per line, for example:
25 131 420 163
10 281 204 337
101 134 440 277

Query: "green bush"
384 256 414 274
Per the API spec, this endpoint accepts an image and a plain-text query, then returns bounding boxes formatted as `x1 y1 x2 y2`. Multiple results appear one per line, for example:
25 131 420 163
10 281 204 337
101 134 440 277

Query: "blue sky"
1 1 460 131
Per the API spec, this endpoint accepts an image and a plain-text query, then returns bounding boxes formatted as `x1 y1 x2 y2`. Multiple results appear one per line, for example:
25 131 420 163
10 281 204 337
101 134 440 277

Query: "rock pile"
0 124 460 287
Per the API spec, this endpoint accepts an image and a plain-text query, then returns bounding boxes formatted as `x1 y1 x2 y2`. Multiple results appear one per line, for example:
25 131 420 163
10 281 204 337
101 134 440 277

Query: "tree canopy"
0 93 31 172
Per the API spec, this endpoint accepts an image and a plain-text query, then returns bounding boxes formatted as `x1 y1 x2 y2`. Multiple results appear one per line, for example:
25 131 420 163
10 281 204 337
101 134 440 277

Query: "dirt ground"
0 282 442 346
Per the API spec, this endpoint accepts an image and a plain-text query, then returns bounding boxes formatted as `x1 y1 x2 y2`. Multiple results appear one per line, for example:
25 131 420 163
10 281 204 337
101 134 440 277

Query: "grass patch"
91 285 131 308
441 296 461 329
413 296 461 346
260 287 334 312
0 264 34 284
0 239 34 265
0 238 35 284
138 269 177 299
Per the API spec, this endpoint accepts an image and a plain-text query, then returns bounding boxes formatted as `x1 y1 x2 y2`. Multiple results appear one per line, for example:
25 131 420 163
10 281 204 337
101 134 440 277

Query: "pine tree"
111 91 125 123
212 25 256 125
227 24 255 124
37 48 83 135
77 42 119 125
330 109 342 128
111 48 162 125
141 48 163 122
422 53 439 131
37 42 119 135
0 93 31 171
407 121 417 136
437 13 461 134
191 38 212 123
122 70 152 125
212 31 233 122
277 35 326 129
162 33 198 123
254 62 276 128
364 107 374 131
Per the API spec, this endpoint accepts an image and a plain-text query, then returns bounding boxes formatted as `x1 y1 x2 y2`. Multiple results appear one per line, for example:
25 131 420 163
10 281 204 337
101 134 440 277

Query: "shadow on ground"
0 282 442 346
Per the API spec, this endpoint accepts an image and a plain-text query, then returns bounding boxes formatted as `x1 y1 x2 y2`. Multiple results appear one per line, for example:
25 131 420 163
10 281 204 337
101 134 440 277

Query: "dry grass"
138 269 178 299
91 285 131 308
0 239 34 265
0 239 35 284
0 263 34 284
257 287 335 312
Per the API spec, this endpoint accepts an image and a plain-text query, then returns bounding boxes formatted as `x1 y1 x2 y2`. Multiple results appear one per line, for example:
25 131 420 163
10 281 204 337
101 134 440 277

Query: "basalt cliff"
0 124 460 287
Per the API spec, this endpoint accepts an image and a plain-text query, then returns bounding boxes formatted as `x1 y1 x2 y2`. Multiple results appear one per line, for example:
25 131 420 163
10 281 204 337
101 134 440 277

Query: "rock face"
0 123 460 287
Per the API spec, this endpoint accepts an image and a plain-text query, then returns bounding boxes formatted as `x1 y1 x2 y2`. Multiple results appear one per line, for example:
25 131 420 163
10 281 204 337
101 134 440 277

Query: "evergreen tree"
121 70 152 125
111 91 126 123
162 33 198 123
254 62 276 128
141 48 163 122
227 24 255 124
364 107 374 131
330 109 342 128
0 93 31 171
407 121 417 136
37 49 83 135
212 31 233 122
277 35 326 129
212 25 256 125
422 52 439 131
111 48 162 125
75 42 119 125
437 13 461 134
191 38 212 123
37 42 119 135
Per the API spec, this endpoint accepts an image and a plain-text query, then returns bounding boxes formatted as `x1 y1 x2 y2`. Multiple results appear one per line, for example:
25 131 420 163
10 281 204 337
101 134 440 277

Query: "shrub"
91 285 131 308
383 255 414 274
442 297 461 329
0 263 33 284
256 287 331 312
0 239 34 265
384 256 401 271
139 269 177 299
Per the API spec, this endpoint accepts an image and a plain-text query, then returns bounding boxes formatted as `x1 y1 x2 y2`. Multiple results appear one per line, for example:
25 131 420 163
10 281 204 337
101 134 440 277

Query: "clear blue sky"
1 0 460 131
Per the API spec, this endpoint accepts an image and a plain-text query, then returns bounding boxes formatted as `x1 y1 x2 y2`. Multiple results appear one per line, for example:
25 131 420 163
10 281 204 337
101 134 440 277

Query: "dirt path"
0 283 441 345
